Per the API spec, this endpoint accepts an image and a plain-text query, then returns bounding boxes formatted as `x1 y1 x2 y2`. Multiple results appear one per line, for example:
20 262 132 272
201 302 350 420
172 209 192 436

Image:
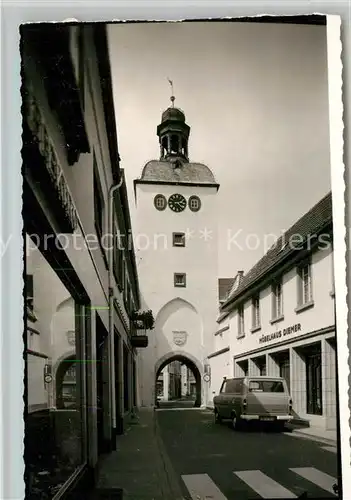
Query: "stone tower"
134 96 220 407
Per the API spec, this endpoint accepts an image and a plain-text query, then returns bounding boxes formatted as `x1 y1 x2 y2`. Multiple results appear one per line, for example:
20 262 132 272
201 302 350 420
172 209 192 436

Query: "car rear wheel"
214 408 222 424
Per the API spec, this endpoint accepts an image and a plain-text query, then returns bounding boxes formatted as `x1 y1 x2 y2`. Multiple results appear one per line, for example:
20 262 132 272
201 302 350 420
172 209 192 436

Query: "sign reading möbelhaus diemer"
259 323 301 344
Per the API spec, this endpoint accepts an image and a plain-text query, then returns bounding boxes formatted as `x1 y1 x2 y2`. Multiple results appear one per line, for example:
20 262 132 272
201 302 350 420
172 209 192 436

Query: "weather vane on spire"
167 77 175 107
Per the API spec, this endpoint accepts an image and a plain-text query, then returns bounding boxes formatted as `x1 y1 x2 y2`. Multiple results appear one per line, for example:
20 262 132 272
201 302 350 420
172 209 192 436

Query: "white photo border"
0 2 349 499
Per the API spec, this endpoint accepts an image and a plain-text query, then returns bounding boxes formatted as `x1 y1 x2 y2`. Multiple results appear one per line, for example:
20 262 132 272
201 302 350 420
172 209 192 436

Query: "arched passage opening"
55 354 76 409
155 353 202 408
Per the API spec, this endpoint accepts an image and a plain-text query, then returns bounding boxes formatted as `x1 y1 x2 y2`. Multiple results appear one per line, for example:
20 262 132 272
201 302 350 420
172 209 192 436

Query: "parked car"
213 376 293 431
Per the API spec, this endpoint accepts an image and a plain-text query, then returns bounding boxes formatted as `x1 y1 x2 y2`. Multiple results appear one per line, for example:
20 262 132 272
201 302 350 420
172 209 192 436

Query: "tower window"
174 273 186 287
182 137 187 157
173 233 185 247
154 194 167 211
170 134 179 154
162 137 168 155
189 195 201 212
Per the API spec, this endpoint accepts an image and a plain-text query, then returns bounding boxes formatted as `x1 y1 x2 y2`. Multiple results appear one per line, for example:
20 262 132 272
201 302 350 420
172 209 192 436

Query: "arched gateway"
155 351 203 407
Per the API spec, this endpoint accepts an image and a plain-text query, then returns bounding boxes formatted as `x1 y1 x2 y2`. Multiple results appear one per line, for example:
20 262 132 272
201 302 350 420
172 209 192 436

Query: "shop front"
23 113 95 497
234 325 337 431
24 229 92 498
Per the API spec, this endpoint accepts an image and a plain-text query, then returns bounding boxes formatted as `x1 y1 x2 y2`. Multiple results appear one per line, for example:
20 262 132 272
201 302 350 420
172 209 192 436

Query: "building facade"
134 101 220 408
207 193 337 431
22 24 145 498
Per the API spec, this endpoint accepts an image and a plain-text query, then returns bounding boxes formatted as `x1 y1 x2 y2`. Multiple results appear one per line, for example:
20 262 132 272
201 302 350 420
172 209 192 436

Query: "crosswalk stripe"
321 445 338 454
290 467 336 495
234 470 297 498
181 473 228 500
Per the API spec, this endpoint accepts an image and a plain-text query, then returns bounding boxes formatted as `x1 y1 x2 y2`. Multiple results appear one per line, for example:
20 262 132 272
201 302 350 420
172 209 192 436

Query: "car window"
249 380 285 392
225 379 243 393
225 380 235 393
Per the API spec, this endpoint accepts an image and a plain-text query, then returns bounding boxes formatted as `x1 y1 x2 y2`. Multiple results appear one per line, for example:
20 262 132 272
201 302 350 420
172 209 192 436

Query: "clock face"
168 193 187 213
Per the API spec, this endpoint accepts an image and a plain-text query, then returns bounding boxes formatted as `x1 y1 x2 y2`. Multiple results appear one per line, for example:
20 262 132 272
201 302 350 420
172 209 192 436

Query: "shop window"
306 347 322 415
272 279 283 319
236 360 248 376
132 359 137 407
279 358 290 392
252 295 260 330
25 234 86 497
123 344 129 412
252 355 266 375
237 305 245 338
297 261 313 306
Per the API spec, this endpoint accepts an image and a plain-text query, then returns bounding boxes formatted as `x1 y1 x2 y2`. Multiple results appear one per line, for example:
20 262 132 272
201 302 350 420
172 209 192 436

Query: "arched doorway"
155 353 202 408
55 355 76 409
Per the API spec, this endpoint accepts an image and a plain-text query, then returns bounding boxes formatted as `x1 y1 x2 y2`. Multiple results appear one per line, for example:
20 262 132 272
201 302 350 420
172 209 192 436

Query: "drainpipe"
108 171 124 438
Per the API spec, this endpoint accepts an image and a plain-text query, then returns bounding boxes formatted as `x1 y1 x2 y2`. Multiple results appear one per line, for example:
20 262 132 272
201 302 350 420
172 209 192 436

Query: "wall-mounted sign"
25 86 78 233
203 373 210 383
173 330 188 347
43 363 52 384
259 323 301 345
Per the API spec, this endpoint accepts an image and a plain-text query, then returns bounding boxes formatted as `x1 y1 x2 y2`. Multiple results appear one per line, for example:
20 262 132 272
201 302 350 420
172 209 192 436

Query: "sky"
107 21 332 278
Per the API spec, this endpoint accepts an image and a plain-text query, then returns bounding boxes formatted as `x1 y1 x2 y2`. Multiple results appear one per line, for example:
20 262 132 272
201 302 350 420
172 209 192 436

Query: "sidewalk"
94 408 185 500
287 425 338 446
